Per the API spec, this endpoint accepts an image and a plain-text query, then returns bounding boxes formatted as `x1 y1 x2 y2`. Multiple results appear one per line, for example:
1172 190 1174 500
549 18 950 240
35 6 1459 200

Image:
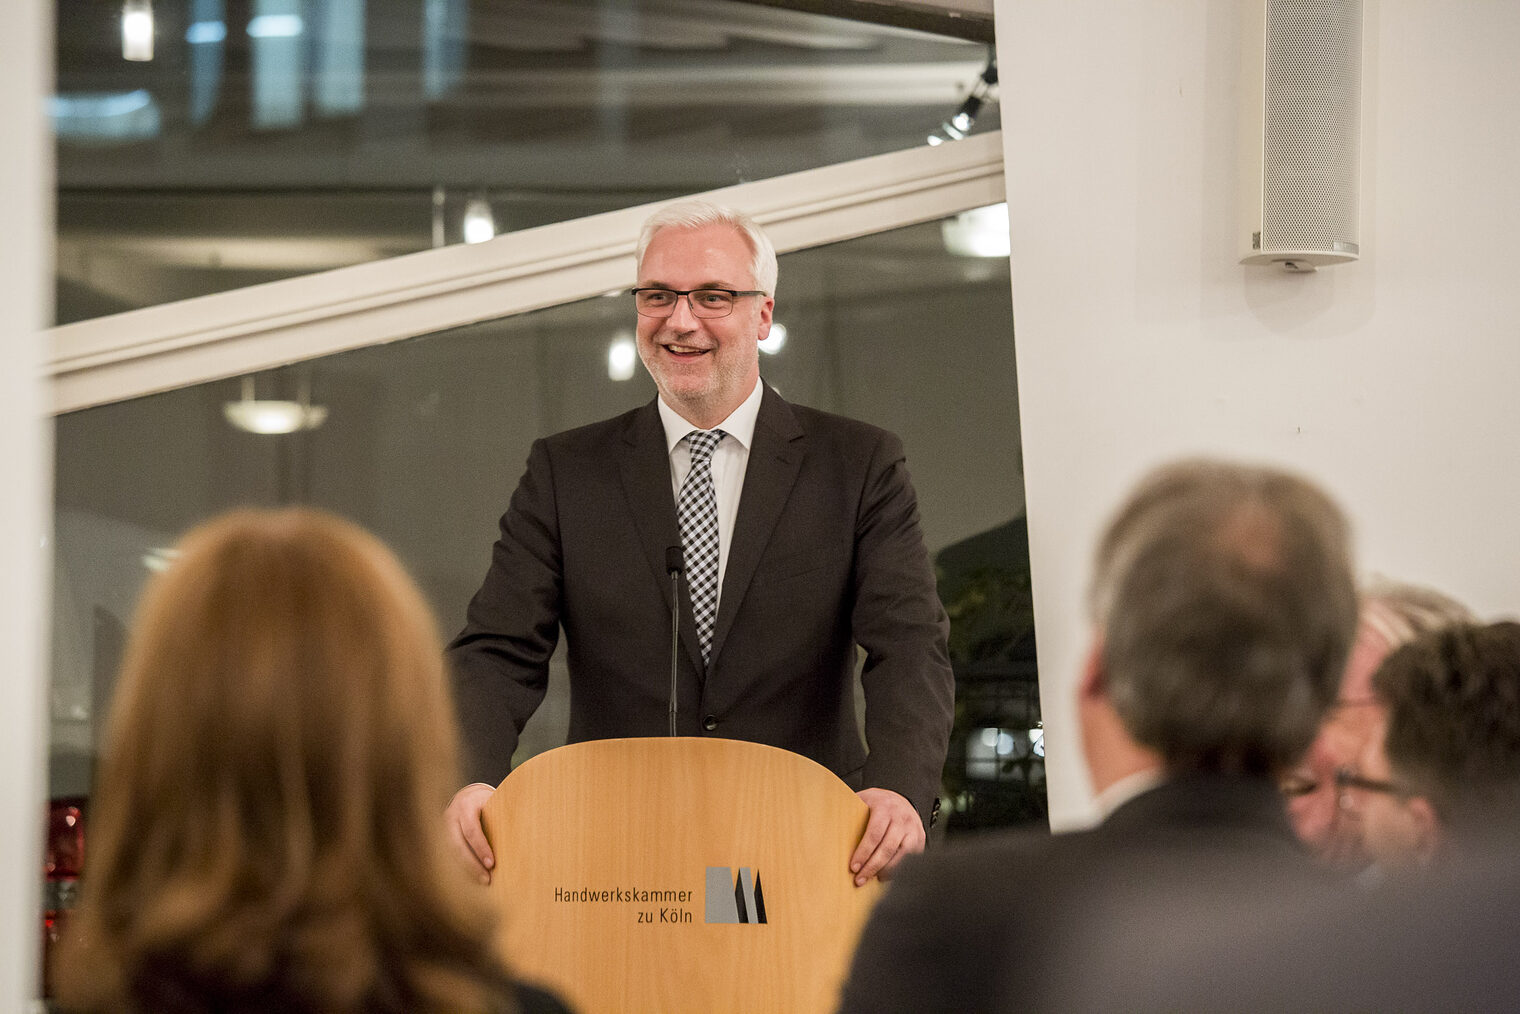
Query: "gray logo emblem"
704 866 766 924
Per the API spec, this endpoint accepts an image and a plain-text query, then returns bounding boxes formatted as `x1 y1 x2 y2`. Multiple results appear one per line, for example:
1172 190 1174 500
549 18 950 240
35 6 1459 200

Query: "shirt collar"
1093 766 1167 822
657 378 763 455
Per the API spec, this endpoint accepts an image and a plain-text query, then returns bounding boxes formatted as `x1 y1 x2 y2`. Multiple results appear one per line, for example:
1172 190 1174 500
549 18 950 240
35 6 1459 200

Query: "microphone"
665 547 684 737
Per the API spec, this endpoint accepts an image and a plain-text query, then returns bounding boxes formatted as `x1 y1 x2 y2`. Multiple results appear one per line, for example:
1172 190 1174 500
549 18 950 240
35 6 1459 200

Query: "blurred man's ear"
1077 637 1163 798
1078 640 1107 701
1404 796 1443 868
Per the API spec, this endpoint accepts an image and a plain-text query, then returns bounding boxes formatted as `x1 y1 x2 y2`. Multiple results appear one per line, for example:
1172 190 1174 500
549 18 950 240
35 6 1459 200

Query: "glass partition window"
54 0 999 323
52 208 1037 840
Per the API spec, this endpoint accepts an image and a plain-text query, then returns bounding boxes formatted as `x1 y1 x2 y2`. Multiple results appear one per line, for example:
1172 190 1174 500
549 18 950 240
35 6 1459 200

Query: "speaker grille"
1261 0 1362 254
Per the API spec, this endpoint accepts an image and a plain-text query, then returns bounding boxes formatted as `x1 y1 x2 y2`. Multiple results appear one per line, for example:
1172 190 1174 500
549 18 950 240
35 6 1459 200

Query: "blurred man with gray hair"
1283 580 1472 870
1087 621 1520 1012
837 458 1359 1013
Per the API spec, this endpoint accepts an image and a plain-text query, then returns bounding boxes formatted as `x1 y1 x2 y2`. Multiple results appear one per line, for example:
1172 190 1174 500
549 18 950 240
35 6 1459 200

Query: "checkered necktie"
678 429 725 667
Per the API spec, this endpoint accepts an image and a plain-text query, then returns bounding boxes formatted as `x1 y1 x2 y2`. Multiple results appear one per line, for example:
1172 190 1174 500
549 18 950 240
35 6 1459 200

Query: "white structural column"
1 1 53 1008
998 0 1520 830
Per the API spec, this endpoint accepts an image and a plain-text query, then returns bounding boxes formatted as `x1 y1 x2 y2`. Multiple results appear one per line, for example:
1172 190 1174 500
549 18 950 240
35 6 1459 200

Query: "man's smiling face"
635 222 772 429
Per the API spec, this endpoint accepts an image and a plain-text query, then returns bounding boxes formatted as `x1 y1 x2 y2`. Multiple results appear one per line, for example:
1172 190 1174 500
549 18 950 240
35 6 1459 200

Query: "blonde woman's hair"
57 508 514 1014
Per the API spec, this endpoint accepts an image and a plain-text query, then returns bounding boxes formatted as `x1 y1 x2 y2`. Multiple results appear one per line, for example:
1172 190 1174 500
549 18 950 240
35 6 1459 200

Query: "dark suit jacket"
836 774 1331 1013
1105 840 1520 1012
448 384 954 821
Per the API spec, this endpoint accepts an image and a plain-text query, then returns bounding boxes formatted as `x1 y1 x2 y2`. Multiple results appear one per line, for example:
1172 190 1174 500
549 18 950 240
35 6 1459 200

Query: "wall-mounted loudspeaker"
1238 0 1363 272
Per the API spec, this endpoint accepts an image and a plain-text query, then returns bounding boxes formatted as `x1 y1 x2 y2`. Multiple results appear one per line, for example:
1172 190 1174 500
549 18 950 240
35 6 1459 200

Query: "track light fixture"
928 54 997 146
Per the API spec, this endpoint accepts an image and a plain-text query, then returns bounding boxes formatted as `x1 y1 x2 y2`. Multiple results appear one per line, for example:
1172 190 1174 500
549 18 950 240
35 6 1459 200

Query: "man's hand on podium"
850 788 926 887
447 782 498 885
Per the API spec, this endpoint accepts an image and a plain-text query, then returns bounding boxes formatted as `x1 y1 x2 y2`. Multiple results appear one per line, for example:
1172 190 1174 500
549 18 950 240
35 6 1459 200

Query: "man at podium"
445 199 954 889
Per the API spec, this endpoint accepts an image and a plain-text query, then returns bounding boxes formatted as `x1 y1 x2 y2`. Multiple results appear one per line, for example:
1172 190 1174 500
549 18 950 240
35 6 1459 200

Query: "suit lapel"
618 400 705 676
709 384 805 665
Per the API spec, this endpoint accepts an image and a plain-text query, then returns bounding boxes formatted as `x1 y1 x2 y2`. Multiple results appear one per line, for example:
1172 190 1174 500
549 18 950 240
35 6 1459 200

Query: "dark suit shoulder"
781 398 893 445
905 824 1059 878
838 827 1063 1014
513 981 575 1014
763 397 907 480
882 823 1101 918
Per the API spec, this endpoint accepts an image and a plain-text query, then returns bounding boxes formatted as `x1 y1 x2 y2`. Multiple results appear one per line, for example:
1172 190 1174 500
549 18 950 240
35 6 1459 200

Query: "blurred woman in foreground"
56 508 566 1014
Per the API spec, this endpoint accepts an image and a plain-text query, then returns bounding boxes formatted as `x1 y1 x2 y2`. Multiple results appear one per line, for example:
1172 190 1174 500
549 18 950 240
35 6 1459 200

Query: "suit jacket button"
703 715 719 732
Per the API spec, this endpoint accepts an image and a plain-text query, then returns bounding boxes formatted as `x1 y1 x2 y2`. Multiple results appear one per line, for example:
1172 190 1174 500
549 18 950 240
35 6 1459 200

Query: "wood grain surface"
482 737 883 1013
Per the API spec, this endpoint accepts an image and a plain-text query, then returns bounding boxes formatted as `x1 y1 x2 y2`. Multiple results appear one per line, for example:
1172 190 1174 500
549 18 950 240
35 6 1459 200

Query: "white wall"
996 0 1520 828
1 2 53 1007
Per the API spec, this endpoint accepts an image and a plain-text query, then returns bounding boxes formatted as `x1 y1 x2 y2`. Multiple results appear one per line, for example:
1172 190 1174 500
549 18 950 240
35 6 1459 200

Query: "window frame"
48 132 1005 413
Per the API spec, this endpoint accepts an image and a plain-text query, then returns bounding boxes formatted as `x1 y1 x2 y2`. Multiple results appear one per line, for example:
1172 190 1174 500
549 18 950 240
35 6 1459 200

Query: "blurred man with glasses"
1338 620 1520 875
446 199 953 889
1280 581 1470 872
1104 620 1520 1011
839 458 1358 1013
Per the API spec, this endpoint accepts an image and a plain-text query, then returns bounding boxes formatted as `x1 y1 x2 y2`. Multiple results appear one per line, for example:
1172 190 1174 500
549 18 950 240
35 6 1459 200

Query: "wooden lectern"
481 737 884 1014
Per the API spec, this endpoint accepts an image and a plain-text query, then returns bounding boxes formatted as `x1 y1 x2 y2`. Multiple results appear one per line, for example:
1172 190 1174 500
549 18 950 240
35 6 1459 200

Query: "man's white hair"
635 199 778 295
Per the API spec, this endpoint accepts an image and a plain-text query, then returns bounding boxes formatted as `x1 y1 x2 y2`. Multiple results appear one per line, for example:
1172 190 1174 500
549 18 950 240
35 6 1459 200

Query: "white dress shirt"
1092 767 1167 822
656 378 764 612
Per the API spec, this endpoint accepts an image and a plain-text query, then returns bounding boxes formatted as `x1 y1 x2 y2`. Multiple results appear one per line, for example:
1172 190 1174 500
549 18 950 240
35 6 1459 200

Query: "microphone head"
666 546 685 575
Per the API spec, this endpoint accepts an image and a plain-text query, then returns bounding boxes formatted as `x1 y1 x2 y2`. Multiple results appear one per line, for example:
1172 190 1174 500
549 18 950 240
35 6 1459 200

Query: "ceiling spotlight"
224 401 325 434
223 375 328 435
141 547 180 573
608 331 637 381
462 196 496 244
942 202 1010 259
926 54 997 148
937 93 984 141
122 0 154 61
758 322 787 355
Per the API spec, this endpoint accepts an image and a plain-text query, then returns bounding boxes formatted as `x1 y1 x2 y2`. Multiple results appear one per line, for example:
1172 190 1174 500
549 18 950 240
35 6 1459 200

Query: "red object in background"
43 796 86 998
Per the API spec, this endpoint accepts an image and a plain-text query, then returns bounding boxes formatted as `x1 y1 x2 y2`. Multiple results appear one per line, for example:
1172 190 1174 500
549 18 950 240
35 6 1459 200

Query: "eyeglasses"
630 287 767 319
1279 771 1318 798
1333 767 1410 798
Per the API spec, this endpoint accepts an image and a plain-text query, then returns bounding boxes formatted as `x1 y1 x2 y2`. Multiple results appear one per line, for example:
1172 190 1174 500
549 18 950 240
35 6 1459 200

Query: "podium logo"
705 866 767 924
